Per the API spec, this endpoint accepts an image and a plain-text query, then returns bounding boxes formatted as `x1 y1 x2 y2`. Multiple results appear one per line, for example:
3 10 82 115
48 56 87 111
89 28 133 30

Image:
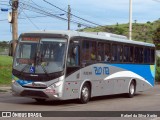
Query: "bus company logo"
2 112 11 117
94 66 110 75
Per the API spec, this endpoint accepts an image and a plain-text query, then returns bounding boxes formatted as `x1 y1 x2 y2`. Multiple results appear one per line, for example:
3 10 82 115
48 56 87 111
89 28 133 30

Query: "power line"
18 1 94 28
18 2 69 21
22 11 40 30
18 0 31 16
43 0 102 27
19 1 92 28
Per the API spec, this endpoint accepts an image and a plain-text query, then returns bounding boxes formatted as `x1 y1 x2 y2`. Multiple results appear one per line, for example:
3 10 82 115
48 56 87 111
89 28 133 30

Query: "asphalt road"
0 85 160 120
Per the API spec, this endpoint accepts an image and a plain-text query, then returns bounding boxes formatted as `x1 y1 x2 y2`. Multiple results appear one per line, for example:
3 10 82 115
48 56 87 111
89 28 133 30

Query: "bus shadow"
90 93 141 102
24 93 142 106
1 93 142 106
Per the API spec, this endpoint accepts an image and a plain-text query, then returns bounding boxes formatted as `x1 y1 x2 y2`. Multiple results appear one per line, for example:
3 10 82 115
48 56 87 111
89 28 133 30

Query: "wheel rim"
130 83 135 95
82 87 89 101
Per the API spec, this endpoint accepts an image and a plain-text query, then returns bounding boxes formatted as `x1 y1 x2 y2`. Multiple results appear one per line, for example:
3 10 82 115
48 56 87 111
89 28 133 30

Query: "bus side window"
124 46 129 62
151 49 155 64
97 43 104 61
82 40 96 61
117 45 123 62
104 43 111 62
129 46 134 63
139 48 144 63
67 45 79 66
144 48 150 63
112 44 117 62
134 47 144 63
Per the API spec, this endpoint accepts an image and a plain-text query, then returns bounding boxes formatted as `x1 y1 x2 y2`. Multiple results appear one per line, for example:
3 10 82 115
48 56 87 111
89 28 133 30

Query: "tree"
114 27 125 35
153 25 160 49
147 21 151 24
134 20 137 24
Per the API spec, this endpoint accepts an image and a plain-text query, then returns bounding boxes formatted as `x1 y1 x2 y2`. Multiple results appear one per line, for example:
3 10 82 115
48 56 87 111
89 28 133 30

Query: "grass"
0 55 12 85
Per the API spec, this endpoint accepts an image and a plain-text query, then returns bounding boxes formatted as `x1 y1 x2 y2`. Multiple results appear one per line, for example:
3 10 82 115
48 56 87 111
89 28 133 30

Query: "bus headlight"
12 79 16 83
12 79 20 86
54 81 63 88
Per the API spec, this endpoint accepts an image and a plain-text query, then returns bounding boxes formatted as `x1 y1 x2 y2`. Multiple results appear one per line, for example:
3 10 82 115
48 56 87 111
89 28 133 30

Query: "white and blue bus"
11 30 155 103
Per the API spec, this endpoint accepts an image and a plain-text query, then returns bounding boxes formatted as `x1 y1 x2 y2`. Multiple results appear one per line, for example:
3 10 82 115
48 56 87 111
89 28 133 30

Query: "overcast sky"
0 0 160 41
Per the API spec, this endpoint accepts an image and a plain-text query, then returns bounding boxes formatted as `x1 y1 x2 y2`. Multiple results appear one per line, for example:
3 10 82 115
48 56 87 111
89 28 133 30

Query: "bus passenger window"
144 48 150 63
67 46 79 66
82 40 96 61
104 44 111 62
112 44 117 62
134 47 143 63
151 49 155 64
124 46 129 62
139 48 144 63
134 47 138 63
117 45 123 62
97 43 104 61
129 47 134 62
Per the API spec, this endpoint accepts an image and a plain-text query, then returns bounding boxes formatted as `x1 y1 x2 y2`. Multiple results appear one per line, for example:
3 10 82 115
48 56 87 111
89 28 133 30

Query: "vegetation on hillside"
80 19 160 44
153 25 160 49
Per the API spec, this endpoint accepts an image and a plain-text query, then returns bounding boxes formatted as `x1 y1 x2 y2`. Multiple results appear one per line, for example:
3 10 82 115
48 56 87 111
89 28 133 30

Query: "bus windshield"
13 38 67 74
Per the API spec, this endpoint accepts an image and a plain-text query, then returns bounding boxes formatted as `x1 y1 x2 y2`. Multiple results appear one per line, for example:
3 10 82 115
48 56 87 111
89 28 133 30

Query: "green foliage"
114 27 125 35
0 41 9 48
147 21 151 24
0 41 9 52
0 56 12 85
80 19 160 43
153 25 160 49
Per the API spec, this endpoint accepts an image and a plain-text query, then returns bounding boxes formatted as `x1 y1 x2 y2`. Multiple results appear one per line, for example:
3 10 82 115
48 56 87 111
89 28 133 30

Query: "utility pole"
129 0 132 40
68 5 71 30
12 0 18 55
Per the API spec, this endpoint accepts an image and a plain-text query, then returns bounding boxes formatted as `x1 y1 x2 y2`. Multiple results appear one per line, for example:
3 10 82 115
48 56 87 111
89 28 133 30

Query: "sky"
0 0 160 41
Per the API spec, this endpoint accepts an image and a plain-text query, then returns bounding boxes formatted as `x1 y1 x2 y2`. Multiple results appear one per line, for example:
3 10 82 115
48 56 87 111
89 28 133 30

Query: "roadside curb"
0 86 11 93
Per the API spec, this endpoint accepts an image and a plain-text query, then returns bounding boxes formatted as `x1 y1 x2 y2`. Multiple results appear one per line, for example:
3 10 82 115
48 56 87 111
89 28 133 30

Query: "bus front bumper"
11 82 63 101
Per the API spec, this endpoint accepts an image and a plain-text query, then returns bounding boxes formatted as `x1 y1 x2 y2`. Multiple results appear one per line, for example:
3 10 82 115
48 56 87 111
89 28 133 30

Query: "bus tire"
35 98 46 103
127 80 136 98
79 83 91 104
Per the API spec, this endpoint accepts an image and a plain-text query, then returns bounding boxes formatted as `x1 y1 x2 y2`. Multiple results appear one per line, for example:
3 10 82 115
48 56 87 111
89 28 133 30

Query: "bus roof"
22 30 155 47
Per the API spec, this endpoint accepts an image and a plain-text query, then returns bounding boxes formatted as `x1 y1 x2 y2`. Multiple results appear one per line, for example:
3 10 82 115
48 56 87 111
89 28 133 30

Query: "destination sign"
17 58 34 64
22 37 40 42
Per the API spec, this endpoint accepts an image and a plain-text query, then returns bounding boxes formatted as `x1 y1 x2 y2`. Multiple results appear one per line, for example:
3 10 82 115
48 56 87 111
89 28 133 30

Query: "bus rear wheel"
79 83 91 104
127 81 136 98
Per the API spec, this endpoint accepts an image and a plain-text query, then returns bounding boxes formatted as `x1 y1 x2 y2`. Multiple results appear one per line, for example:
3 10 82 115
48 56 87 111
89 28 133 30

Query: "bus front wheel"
79 83 91 104
127 81 136 98
34 98 46 103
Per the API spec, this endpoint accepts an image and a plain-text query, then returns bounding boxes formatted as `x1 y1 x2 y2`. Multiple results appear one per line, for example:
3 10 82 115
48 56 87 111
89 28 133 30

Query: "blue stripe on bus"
111 64 155 86
17 80 33 86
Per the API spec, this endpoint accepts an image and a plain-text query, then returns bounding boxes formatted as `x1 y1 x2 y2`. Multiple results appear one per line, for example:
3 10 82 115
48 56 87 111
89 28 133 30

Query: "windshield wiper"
19 64 29 76
40 64 50 77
